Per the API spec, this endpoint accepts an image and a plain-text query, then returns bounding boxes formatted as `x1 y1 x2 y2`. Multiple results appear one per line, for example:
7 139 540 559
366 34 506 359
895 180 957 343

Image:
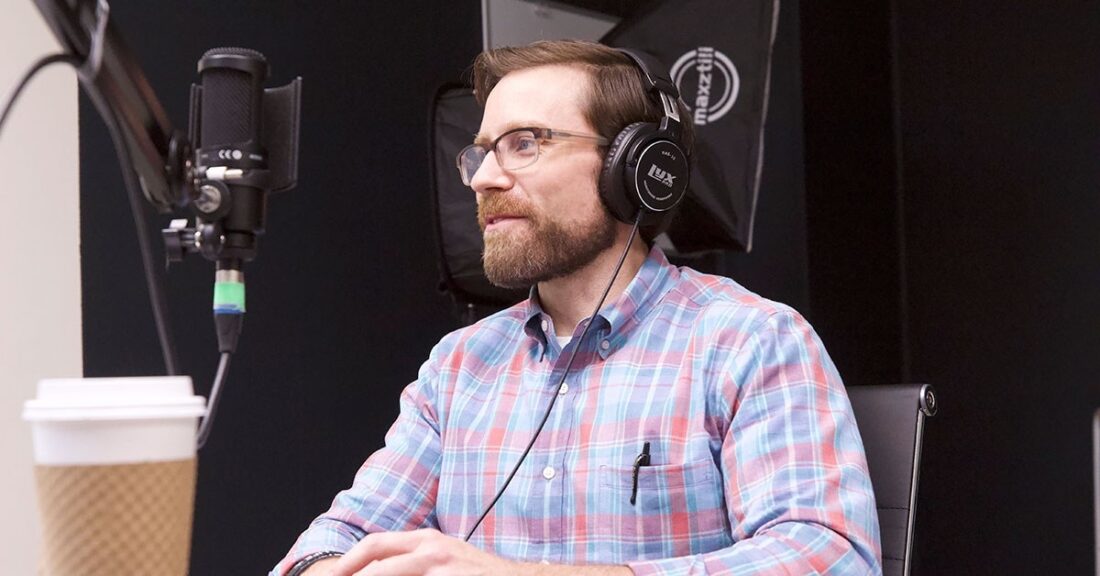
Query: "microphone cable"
195 351 232 449
0 54 81 135
464 208 645 542
84 80 183 377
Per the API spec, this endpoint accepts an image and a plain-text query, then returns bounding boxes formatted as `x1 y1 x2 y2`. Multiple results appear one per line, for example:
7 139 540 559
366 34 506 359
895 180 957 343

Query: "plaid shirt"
273 247 881 575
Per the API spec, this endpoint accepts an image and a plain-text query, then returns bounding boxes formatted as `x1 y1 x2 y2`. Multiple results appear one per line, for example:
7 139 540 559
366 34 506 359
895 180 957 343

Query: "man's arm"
299 544 631 576
628 308 881 575
322 529 632 576
306 559 628 576
271 358 445 576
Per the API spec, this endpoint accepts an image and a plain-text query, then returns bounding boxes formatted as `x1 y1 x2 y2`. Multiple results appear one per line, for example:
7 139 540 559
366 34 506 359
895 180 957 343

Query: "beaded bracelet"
286 551 343 576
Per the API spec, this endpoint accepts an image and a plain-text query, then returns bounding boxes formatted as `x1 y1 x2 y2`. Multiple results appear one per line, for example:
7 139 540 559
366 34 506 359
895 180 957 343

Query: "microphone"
187 48 297 447
167 46 302 271
190 48 267 358
161 47 301 355
175 48 300 448
192 48 270 266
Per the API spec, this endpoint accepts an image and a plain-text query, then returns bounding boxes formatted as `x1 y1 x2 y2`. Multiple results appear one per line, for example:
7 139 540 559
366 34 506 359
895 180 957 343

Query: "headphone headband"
616 49 679 98
615 48 683 138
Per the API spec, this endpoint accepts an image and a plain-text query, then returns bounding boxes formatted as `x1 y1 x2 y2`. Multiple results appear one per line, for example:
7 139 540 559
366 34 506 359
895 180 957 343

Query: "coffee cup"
23 376 206 575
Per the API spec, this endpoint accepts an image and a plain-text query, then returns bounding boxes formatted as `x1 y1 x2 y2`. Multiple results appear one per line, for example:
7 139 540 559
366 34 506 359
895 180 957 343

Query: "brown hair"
471 39 695 157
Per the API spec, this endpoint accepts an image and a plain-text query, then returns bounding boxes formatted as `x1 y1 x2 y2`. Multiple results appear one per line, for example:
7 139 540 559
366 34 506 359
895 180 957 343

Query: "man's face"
471 65 617 289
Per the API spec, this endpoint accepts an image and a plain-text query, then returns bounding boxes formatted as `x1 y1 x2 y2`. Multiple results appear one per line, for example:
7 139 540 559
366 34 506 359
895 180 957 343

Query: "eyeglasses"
456 127 609 186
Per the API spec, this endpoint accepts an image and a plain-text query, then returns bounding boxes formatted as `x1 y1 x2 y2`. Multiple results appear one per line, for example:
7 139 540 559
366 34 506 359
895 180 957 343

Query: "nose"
470 150 513 195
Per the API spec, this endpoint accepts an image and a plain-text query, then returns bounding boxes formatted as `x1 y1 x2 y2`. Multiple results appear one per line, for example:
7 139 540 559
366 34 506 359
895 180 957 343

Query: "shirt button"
558 383 569 395
600 340 610 350
542 466 556 480
540 319 549 332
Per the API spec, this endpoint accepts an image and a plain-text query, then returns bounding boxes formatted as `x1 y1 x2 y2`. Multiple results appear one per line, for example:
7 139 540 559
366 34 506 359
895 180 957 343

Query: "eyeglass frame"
456 126 610 186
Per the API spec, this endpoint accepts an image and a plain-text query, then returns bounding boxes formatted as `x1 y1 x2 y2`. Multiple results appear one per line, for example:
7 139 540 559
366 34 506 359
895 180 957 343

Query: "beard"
478 195 617 289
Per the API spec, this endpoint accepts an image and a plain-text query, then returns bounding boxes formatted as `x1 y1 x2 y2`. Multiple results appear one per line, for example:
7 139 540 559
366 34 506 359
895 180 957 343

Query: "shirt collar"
522 245 676 359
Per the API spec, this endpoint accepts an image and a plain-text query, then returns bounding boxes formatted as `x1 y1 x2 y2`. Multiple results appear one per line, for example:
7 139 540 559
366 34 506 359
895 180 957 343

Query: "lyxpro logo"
647 164 676 188
670 46 740 126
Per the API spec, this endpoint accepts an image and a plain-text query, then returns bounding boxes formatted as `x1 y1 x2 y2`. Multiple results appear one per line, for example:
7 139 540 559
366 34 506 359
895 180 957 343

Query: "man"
273 40 881 575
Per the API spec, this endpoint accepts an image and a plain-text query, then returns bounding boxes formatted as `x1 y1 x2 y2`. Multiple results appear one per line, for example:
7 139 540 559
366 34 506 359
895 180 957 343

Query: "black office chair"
1092 408 1099 576
846 384 937 576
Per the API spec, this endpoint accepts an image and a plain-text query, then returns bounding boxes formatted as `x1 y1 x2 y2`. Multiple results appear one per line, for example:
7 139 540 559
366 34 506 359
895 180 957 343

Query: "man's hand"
322 529 632 576
326 528 517 576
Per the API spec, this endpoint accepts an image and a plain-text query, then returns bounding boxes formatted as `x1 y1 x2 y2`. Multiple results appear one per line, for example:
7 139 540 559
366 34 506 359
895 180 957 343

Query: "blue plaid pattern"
273 247 881 575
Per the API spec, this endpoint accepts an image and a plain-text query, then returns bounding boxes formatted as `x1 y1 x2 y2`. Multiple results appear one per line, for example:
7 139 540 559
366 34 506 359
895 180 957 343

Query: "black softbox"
428 0 778 316
429 84 528 319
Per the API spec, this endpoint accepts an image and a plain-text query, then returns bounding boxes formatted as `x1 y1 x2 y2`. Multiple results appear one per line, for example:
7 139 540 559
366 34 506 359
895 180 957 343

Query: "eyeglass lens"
459 129 539 185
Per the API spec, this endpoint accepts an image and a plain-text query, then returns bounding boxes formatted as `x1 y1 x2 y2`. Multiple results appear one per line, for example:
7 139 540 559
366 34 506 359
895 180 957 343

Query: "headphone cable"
464 209 644 542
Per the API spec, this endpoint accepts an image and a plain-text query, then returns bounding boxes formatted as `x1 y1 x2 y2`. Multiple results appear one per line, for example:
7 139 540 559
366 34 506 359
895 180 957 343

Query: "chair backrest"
846 383 937 576
1093 409 1099 576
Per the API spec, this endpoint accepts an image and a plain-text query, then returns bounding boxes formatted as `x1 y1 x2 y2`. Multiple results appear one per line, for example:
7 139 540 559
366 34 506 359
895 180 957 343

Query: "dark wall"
79 3 481 573
897 3 1100 573
802 1 1100 573
800 1 906 388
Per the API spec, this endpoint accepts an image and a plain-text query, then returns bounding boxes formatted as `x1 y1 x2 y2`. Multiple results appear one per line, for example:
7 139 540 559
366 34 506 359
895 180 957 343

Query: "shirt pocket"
597 458 729 557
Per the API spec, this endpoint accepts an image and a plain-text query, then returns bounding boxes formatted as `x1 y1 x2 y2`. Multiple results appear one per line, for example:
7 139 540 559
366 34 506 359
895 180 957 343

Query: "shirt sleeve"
270 357 444 575
627 308 882 576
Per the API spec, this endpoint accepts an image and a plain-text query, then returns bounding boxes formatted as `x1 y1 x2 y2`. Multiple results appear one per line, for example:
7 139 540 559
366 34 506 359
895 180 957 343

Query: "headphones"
598 48 691 226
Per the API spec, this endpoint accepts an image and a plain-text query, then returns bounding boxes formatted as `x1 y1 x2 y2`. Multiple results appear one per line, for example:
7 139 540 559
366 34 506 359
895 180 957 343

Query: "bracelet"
287 551 343 576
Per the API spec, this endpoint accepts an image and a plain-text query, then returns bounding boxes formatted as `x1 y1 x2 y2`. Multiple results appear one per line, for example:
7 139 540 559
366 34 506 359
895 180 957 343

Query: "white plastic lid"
23 376 206 422
23 377 207 465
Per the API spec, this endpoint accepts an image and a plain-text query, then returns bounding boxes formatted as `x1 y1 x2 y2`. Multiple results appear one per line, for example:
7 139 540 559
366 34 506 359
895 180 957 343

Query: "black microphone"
154 46 300 355
189 48 270 358
183 47 301 447
193 47 270 265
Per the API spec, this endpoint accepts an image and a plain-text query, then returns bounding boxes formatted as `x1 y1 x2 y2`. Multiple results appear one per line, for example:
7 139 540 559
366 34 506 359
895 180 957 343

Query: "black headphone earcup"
599 122 651 223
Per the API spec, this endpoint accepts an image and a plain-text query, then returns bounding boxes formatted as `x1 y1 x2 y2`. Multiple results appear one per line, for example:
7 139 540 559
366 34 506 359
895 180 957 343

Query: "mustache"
477 196 535 230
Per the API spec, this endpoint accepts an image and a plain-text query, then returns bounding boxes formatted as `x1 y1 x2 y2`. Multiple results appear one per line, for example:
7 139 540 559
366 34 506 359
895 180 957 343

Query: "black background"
77 0 1099 574
801 1 1100 573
